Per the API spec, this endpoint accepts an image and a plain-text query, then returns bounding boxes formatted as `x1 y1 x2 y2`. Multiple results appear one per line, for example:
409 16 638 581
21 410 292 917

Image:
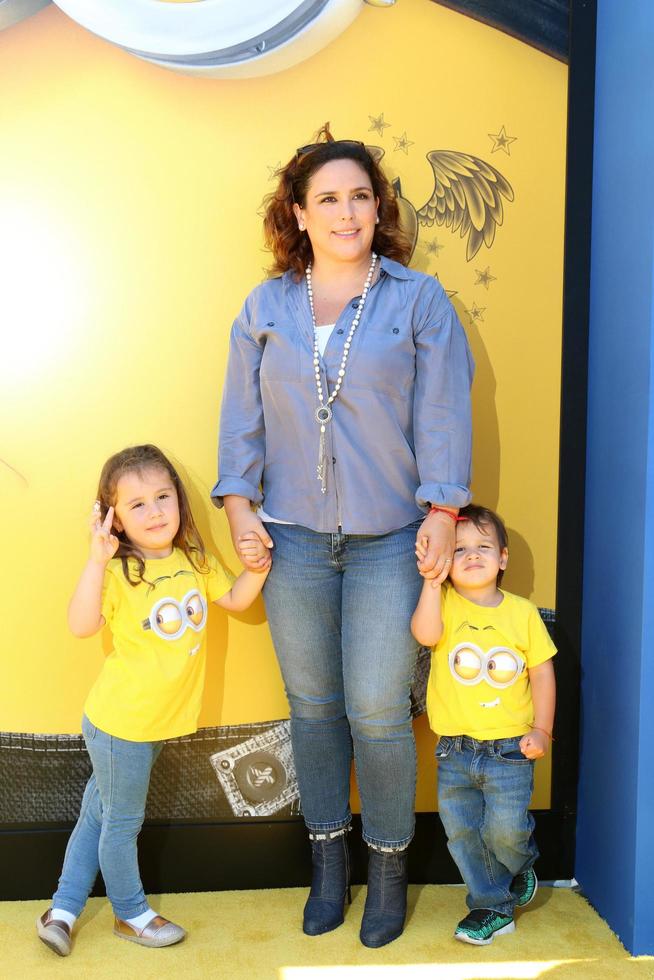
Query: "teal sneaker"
511 868 538 907
454 908 515 945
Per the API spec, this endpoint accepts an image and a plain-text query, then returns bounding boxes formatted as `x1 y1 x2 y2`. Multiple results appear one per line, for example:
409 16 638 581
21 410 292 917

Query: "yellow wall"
0 0 567 810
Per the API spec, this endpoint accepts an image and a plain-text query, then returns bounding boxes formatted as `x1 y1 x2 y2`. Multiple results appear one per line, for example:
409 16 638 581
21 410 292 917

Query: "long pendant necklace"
306 251 377 494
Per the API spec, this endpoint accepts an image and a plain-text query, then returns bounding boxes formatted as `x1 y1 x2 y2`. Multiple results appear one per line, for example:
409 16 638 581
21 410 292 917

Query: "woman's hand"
415 511 455 586
238 531 272 572
89 502 119 565
235 515 273 571
415 537 451 588
224 496 273 572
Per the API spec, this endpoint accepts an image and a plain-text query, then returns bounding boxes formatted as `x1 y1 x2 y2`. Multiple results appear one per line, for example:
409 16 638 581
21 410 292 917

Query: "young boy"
411 504 556 946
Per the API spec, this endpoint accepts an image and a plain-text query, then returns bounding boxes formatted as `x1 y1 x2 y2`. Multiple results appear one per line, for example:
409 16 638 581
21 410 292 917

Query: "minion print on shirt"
141 570 207 655
84 549 233 743
426 584 556 740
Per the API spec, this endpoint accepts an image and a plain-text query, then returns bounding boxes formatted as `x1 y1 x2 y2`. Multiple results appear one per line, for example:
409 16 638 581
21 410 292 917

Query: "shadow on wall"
450 303 501 512
502 527 535 597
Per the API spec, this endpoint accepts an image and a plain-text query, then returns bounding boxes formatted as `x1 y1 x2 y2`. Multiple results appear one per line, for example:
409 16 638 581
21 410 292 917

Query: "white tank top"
258 324 336 525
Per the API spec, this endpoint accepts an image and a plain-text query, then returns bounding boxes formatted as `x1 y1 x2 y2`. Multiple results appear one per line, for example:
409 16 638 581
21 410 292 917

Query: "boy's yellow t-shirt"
426 584 556 740
84 548 233 742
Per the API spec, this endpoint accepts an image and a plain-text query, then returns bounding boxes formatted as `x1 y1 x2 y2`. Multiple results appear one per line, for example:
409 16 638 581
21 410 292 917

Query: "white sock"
125 908 157 930
51 908 77 929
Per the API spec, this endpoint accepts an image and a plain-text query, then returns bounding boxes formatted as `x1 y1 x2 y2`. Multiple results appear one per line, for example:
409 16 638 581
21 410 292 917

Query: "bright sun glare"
0 198 89 387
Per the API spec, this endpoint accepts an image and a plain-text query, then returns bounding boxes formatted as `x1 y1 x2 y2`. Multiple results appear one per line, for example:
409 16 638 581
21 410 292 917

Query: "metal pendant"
317 426 328 493
315 405 332 425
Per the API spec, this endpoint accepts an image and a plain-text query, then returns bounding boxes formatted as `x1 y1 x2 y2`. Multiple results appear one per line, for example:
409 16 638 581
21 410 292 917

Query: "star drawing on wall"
393 131 414 155
368 112 391 137
466 302 486 323
474 266 497 289
488 126 517 155
426 238 444 256
433 273 457 298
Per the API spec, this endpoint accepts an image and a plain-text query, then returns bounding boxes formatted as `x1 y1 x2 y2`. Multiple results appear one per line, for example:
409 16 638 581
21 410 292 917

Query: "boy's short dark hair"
457 504 509 584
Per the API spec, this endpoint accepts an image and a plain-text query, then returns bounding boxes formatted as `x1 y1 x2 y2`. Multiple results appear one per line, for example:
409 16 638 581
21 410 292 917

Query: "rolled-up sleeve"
211 300 265 508
413 296 474 510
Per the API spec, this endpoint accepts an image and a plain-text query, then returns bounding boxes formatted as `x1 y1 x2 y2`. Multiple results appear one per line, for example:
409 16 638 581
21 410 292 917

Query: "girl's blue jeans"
262 521 423 850
436 734 539 917
51 715 162 920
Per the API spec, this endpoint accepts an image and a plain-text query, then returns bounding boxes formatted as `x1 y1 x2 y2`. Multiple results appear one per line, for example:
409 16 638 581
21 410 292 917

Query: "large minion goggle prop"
142 589 207 641
449 643 525 689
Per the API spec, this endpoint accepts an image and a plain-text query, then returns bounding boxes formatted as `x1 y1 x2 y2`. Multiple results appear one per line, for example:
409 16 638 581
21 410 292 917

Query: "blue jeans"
436 734 538 917
52 715 163 919
263 522 422 850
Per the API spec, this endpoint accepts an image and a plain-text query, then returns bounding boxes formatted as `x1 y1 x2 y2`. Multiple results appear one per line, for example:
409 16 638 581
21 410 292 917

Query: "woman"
212 128 474 948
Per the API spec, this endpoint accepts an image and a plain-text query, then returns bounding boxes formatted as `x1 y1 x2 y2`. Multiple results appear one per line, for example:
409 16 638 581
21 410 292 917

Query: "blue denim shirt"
212 255 473 534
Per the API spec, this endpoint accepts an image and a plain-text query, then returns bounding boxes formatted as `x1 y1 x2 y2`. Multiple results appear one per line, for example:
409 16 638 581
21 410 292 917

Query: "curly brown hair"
96 444 208 587
263 124 413 280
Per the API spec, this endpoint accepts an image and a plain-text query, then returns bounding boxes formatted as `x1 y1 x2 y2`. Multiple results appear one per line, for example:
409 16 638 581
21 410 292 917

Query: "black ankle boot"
303 828 352 936
359 846 408 948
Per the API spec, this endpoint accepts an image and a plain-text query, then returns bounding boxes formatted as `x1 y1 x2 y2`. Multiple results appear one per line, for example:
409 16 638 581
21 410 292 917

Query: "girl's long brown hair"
263 124 412 280
96 444 208 587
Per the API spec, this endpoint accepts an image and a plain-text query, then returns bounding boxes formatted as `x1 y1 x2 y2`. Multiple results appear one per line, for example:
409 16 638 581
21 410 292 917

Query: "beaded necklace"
306 251 378 493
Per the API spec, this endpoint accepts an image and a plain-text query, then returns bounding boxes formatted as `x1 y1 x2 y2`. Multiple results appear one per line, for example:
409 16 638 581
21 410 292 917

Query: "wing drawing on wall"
418 151 514 261
368 145 514 263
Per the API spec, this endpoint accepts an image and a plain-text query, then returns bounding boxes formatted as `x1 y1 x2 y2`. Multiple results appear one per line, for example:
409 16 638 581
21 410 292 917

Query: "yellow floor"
1 886 652 980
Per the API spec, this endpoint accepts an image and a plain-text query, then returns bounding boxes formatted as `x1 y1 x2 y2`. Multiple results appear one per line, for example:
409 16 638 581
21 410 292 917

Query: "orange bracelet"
530 726 555 742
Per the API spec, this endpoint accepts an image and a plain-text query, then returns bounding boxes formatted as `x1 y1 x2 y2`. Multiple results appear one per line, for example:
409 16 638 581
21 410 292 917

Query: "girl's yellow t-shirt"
84 549 233 742
426 584 557 741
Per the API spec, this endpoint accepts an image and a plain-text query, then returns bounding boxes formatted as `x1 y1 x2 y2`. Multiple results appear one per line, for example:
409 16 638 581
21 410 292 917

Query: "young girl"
37 444 270 956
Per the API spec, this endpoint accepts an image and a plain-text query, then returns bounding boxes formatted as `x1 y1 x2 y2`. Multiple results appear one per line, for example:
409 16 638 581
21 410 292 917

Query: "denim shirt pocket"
346 319 415 397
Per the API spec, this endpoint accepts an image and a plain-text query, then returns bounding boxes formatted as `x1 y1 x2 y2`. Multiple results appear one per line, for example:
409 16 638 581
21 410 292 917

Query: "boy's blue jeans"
263 521 422 850
51 715 163 920
436 734 538 917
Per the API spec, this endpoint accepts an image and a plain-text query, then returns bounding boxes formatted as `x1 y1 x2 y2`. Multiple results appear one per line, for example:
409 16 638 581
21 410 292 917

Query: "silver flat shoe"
36 909 72 956
113 915 186 948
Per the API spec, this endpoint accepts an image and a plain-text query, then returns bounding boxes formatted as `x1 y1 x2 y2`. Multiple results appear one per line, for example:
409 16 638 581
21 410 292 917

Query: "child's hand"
237 531 272 572
89 502 119 565
415 535 451 588
519 729 550 760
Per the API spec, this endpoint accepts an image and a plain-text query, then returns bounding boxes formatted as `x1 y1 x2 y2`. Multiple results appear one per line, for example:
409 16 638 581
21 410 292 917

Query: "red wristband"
429 506 461 522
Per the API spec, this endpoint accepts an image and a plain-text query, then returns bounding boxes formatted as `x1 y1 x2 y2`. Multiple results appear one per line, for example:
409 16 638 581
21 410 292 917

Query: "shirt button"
267 321 275 327
380 269 386 277
337 328 344 335
332 457 336 464
393 327 399 334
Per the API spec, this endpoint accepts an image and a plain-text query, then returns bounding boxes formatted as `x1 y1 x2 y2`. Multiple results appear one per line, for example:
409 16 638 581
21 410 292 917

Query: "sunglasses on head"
295 139 367 159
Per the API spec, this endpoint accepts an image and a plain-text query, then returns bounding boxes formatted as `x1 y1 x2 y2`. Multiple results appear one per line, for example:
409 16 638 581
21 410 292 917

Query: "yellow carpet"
2 886 652 980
